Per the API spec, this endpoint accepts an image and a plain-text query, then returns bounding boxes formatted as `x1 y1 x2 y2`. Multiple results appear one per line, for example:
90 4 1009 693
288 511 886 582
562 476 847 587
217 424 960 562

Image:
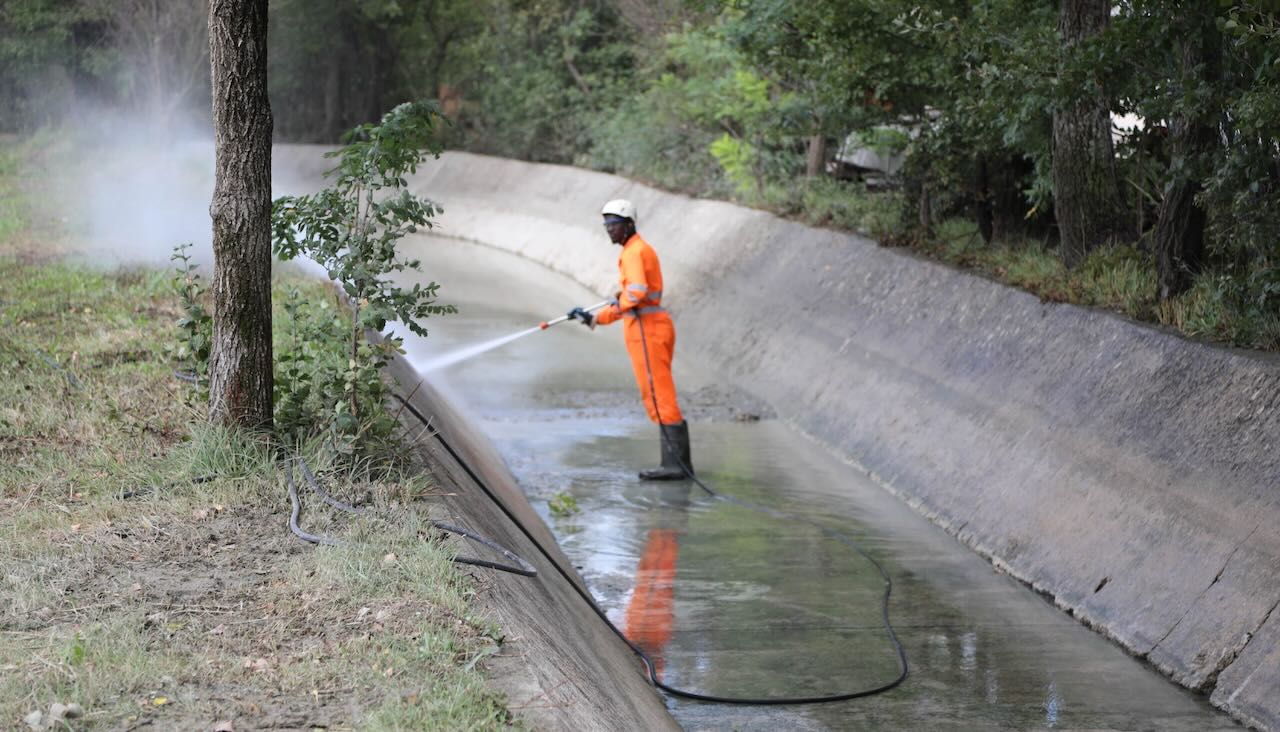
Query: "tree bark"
1155 14 1219 300
208 0 273 430
322 55 340 141
1052 0 1123 267
984 153 1039 243
976 156 994 244
805 134 827 178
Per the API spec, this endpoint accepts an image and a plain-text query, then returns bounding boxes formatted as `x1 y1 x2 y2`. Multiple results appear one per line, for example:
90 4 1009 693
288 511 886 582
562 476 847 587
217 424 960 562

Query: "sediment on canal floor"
381 351 681 732
286 147 1280 732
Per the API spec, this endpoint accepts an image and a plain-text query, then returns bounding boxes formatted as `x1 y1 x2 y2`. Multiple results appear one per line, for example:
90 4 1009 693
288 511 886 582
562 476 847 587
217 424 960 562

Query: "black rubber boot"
639 421 693 481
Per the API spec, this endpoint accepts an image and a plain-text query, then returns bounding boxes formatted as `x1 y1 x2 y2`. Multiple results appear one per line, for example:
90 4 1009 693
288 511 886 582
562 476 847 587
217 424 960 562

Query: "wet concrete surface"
395 235 1239 731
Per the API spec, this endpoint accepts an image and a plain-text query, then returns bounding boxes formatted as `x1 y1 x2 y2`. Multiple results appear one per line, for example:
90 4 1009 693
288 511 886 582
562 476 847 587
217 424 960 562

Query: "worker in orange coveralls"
567 198 693 480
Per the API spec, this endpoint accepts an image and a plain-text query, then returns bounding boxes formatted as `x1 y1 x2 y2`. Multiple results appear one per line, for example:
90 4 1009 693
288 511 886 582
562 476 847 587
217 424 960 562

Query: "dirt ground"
2 456 515 731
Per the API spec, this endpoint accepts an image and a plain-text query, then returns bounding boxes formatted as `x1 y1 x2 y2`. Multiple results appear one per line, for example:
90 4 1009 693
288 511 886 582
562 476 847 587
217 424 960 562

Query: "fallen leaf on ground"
243 657 271 673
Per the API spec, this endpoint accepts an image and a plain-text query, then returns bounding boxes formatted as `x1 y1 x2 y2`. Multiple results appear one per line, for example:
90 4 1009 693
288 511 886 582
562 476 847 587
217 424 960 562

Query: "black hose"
286 459 341 546
172 370 201 384
285 456 536 577
297 458 365 514
37 349 82 390
430 519 537 577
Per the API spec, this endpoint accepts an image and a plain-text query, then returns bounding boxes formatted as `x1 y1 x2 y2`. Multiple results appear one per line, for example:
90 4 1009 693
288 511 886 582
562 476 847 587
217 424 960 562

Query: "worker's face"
604 218 631 245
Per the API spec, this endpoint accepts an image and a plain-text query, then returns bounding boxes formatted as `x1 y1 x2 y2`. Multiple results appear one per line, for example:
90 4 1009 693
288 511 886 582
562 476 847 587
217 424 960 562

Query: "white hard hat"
601 198 637 223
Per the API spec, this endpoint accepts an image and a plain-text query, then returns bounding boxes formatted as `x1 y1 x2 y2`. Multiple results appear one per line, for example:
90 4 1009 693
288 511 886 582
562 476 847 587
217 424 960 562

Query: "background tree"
269 0 483 142
1150 4 1221 299
208 0 273 429
0 1 113 130
1052 0 1125 266
92 0 209 132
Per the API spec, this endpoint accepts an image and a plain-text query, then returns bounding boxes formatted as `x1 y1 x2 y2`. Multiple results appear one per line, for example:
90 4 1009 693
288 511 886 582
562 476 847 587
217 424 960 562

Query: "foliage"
589 19 803 198
796 178 902 238
548 491 580 517
273 287 350 446
269 0 486 142
168 242 211 394
272 101 456 455
0 1 114 131
453 0 635 163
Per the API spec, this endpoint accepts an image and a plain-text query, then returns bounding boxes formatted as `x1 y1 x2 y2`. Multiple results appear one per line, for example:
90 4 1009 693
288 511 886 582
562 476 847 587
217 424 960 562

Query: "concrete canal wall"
378 149 1280 730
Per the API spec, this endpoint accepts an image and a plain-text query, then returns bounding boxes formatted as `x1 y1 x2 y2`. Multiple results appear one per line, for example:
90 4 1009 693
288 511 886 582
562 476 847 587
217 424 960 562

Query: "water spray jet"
416 300 609 373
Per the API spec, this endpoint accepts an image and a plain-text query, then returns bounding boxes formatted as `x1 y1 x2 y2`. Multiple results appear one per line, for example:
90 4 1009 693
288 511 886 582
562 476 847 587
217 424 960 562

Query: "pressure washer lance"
539 300 611 330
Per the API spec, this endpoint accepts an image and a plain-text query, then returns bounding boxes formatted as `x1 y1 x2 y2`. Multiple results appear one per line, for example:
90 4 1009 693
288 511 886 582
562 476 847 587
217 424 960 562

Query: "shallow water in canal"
395 235 1238 731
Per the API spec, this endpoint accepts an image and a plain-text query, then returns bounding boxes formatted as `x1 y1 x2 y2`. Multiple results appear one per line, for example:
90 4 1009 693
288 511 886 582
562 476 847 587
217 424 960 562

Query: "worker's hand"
567 306 595 328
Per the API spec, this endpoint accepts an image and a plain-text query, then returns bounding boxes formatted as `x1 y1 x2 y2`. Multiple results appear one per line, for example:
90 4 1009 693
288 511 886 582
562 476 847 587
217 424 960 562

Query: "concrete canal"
395 233 1238 731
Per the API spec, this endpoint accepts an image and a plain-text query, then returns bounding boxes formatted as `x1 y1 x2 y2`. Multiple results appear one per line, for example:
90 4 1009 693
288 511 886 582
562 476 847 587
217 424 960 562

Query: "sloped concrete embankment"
383 354 679 731
402 151 1280 731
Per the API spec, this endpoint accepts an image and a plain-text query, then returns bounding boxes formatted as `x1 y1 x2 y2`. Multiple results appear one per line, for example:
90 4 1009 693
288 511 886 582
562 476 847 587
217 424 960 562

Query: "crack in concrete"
1146 520 1264 684
1211 595 1280 701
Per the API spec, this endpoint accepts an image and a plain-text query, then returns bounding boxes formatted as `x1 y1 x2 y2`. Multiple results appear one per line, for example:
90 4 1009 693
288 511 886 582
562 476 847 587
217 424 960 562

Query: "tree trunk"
1155 14 1219 300
1052 0 1123 267
987 153 1039 242
805 134 827 178
918 184 933 235
208 0 273 430
322 56 340 142
976 156 994 244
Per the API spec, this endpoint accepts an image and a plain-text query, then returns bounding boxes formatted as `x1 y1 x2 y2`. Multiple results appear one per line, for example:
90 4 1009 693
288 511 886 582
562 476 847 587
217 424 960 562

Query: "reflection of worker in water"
624 528 679 677
567 198 693 481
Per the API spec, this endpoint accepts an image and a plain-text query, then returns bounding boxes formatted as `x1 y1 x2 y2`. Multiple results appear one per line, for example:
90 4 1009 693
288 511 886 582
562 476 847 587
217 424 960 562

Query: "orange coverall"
594 233 685 425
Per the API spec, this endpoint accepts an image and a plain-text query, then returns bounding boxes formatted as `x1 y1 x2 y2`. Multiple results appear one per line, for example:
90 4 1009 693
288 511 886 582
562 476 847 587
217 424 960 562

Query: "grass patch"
0 137 515 730
897 217 1280 350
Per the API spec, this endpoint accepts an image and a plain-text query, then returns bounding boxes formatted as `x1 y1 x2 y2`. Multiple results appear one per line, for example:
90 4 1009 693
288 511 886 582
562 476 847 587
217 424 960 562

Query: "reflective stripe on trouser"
624 312 683 425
